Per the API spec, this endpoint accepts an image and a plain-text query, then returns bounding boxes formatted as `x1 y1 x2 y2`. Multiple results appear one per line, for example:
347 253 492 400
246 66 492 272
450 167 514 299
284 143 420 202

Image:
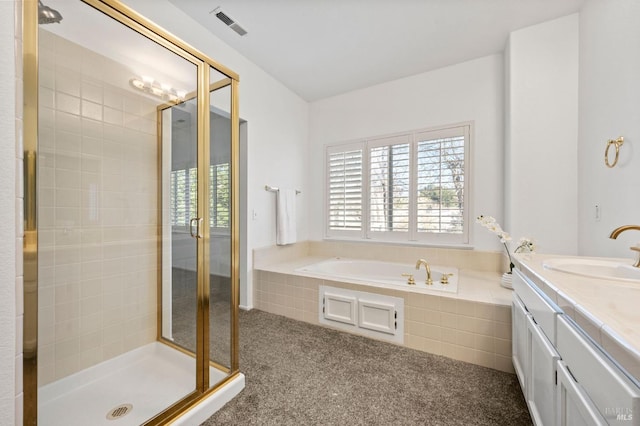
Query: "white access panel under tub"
358 300 396 335
319 286 404 344
323 292 357 325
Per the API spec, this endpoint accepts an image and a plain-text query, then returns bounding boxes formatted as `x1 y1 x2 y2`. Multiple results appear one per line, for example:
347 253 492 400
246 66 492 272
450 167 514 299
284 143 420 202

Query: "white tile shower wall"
37 30 158 385
254 270 514 373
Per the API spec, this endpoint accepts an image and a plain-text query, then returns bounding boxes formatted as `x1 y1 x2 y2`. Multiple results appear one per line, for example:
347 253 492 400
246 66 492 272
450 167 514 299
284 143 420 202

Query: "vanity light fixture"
129 76 187 104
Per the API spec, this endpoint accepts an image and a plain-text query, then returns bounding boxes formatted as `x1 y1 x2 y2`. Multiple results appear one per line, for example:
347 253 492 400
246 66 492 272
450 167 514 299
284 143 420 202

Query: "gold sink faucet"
609 225 640 267
415 259 433 285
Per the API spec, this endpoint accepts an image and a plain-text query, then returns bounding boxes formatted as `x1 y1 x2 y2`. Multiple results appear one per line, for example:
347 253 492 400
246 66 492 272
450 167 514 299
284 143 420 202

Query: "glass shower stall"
22 0 241 424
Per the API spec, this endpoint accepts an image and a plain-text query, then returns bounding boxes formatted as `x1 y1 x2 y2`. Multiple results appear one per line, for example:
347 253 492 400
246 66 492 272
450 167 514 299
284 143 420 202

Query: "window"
170 167 197 227
209 163 230 230
327 144 363 233
325 124 470 245
416 129 466 235
170 163 230 231
369 135 411 234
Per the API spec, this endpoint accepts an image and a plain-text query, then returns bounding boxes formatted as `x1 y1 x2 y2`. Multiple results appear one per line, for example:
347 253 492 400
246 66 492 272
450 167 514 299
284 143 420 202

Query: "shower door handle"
189 218 203 239
189 218 198 238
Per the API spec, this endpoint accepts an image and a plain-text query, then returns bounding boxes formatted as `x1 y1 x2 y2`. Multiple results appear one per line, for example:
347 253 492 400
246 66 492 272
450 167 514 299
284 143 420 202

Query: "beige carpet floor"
201 309 532 426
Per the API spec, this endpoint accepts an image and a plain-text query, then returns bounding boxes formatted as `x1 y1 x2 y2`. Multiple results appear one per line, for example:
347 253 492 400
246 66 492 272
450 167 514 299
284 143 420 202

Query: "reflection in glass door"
208 69 234 379
161 98 199 354
159 69 237 390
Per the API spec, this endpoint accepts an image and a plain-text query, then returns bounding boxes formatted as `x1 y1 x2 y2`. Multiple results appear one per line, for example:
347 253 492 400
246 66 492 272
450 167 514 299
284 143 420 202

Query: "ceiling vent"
211 7 247 36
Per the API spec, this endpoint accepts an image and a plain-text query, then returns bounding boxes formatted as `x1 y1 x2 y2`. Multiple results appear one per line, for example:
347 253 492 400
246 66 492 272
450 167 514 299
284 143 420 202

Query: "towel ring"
605 136 624 168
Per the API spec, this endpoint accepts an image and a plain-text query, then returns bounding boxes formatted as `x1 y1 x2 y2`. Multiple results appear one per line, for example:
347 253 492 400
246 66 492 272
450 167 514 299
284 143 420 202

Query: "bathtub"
295 257 458 293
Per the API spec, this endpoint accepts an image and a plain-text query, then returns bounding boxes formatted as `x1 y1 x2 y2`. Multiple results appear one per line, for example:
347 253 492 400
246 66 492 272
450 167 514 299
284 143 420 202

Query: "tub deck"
295 257 460 293
258 256 512 305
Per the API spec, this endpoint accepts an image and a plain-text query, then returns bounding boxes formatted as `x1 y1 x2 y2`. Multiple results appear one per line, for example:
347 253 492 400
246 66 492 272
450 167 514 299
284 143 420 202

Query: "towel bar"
265 185 301 194
604 136 624 168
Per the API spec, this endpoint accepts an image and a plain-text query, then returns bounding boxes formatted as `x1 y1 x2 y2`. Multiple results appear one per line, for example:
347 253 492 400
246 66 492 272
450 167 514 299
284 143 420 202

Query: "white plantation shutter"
369 136 410 233
171 164 231 231
327 144 364 233
325 124 470 244
170 167 197 227
210 163 230 229
416 127 467 235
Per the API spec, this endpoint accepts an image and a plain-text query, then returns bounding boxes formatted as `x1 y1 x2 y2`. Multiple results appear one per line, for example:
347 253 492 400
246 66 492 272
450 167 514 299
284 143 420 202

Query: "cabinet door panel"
557 361 607 426
527 315 560 426
512 292 529 395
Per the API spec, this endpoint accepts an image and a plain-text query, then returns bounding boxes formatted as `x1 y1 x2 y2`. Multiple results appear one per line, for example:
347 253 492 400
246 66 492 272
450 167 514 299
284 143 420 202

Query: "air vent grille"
211 7 248 36
215 10 234 26
230 23 248 36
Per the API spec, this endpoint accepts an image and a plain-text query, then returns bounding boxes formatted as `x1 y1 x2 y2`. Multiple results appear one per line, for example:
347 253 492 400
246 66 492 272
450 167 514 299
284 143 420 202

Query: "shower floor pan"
38 342 243 425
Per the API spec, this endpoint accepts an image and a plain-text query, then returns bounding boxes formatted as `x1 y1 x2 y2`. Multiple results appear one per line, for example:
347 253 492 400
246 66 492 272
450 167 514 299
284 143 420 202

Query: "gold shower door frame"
22 0 241 424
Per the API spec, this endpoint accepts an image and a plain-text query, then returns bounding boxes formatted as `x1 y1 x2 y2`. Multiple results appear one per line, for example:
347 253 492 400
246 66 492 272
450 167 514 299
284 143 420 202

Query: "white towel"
276 188 297 245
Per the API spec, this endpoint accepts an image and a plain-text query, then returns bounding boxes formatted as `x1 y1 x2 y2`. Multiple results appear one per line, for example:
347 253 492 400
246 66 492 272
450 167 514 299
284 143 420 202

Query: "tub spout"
415 259 433 285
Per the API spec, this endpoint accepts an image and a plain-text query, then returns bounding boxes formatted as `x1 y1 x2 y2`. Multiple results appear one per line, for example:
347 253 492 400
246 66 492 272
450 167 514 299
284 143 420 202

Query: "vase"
500 272 513 289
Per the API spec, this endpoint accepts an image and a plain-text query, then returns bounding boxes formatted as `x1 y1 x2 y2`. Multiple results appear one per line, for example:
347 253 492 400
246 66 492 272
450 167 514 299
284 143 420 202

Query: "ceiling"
169 0 585 101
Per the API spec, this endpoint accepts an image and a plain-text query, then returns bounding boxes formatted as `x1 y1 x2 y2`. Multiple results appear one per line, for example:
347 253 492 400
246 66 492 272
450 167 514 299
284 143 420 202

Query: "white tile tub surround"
37 30 159 385
253 242 515 373
255 240 507 272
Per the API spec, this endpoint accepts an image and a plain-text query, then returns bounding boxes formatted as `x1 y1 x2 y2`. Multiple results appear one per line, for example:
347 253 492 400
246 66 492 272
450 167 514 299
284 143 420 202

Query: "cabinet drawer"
513 269 561 344
557 315 640 425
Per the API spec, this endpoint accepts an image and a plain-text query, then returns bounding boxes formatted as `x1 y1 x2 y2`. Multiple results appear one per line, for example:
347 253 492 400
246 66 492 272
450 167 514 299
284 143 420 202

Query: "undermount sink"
543 257 640 282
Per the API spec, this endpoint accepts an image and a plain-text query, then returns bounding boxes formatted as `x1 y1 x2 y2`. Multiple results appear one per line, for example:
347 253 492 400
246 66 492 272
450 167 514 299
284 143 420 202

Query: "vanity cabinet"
512 268 640 426
527 314 561 426
513 270 562 426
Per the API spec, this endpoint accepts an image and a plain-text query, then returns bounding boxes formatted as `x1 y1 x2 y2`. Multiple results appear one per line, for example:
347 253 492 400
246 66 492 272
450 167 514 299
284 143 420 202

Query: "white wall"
123 0 309 309
308 55 505 251
504 14 579 255
578 0 640 257
0 1 17 423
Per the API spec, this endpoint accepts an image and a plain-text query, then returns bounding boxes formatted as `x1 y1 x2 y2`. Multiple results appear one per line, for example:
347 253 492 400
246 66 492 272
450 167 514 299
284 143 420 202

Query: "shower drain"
106 404 133 420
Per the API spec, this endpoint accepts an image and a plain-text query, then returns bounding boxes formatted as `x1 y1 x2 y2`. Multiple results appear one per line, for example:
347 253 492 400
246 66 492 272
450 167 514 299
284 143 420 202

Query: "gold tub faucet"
609 225 640 267
415 259 433 285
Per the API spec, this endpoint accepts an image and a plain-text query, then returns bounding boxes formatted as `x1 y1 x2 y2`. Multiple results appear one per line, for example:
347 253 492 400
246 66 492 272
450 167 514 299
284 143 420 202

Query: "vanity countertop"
515 253 640 384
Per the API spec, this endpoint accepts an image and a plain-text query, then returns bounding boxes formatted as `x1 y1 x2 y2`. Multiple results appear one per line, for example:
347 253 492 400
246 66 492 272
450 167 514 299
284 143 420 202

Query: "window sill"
322 237 474 250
